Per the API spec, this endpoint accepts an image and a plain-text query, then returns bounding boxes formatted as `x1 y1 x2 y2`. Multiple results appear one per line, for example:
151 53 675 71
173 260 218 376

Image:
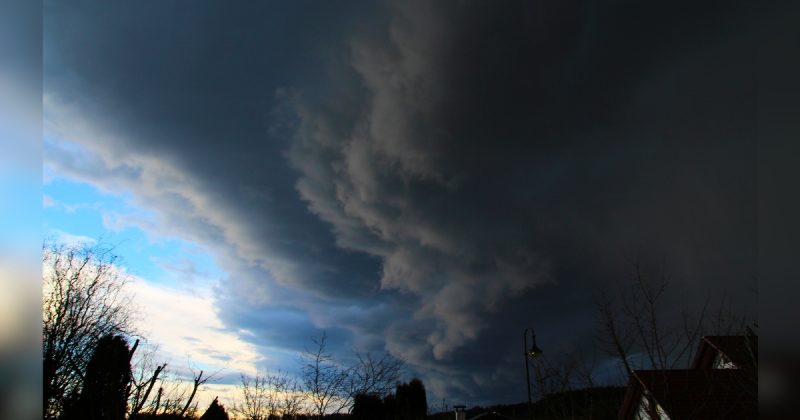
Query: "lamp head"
527 343 543 358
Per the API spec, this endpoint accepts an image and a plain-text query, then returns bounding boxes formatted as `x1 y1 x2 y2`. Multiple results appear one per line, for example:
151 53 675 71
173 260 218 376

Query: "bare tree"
42 241 135 419
128 360 167 418
531 353 579 399
298 332 404 416
278 374 306 418
573 346 599 390
349 351 404 398
128 360 217 418
301 331 351 418
334 350 405 413
596 259 750 378
235 370 306 419
531 346 598 395
150 370 192 416
235 373 271 420
180 368 212 417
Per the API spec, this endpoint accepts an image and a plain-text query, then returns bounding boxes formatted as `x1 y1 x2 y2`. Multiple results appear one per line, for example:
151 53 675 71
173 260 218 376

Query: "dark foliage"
64 335 133 420
199 397 229 420
43 242 134 419
427 386 626 420
393 378 427 420
382 393 397 419
351 393 385 420
132 414 187 420
531 386 626 418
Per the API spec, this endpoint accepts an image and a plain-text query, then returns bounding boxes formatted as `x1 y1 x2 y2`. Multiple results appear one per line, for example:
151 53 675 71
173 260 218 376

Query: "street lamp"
523 328 543 420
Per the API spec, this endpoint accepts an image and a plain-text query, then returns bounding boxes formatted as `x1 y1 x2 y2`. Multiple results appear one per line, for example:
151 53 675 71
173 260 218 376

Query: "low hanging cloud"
285 0 759 364
44 0 762 404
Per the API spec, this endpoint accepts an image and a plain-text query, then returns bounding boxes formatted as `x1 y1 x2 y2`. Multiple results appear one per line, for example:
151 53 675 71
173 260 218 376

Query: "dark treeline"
42 242 422 420
351 378 427 420
43 236 755 419
426 387 625 420
60 333 229 420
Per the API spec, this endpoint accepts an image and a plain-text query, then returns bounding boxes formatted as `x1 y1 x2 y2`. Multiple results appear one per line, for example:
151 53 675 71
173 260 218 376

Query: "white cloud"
128 275 263 376
46 229 97 247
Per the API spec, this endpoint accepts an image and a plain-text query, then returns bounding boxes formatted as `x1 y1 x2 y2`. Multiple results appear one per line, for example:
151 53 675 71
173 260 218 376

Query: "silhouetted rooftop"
620 369 756 420
693 335 758 370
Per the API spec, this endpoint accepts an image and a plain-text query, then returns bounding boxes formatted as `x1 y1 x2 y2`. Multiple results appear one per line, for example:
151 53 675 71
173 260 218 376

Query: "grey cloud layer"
287 0 758 362
285 0 760 399
45 0 761 404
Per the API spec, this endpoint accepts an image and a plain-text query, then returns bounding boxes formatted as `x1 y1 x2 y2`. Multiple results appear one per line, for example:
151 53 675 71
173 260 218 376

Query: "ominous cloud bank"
45 0 764 403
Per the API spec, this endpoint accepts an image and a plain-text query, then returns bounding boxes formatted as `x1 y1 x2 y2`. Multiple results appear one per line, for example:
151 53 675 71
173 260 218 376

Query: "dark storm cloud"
286 0 759 400
45 0 762 404
44 0 395 389
45 0 384 298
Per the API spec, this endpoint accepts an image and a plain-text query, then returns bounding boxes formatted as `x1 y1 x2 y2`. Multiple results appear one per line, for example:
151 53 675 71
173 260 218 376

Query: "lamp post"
523 328 543 420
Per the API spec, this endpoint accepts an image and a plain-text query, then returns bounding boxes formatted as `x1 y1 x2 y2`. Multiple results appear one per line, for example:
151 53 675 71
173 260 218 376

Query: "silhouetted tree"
350 352 404 397
382 393 397 420
394 382 409 420
43 242 134 419
298 331 404 415
129 359 167 419
596 260 751 377
235 373 269 420
132 414 185 420
343 351 404 411
236 370 304 419
278 373 306 418
65 334 134 420
301 331 350 417
179 368 209 417
130 360 216 418
406 379 427 420
394 378 427 420
351 393 384 420
199 397 229 420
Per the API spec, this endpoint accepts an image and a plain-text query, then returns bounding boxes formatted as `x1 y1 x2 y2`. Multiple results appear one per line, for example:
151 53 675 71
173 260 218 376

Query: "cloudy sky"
43 0 765 407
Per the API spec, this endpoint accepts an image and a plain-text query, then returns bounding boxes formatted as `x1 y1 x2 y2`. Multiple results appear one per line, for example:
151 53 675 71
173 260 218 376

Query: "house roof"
619 369 756 420
692 335 758 370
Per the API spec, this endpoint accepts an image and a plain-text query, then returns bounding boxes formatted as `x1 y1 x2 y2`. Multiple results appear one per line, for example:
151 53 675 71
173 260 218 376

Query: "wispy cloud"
128 275 262 376
45 229 97 247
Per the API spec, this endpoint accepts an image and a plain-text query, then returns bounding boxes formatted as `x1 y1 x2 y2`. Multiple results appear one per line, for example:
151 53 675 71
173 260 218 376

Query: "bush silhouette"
392 378 427 420
352 393 385 419
66 335 133 420
199 397 229 420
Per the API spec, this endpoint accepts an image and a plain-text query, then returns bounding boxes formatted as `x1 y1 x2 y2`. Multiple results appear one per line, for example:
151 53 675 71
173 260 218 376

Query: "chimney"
454 404 467 420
